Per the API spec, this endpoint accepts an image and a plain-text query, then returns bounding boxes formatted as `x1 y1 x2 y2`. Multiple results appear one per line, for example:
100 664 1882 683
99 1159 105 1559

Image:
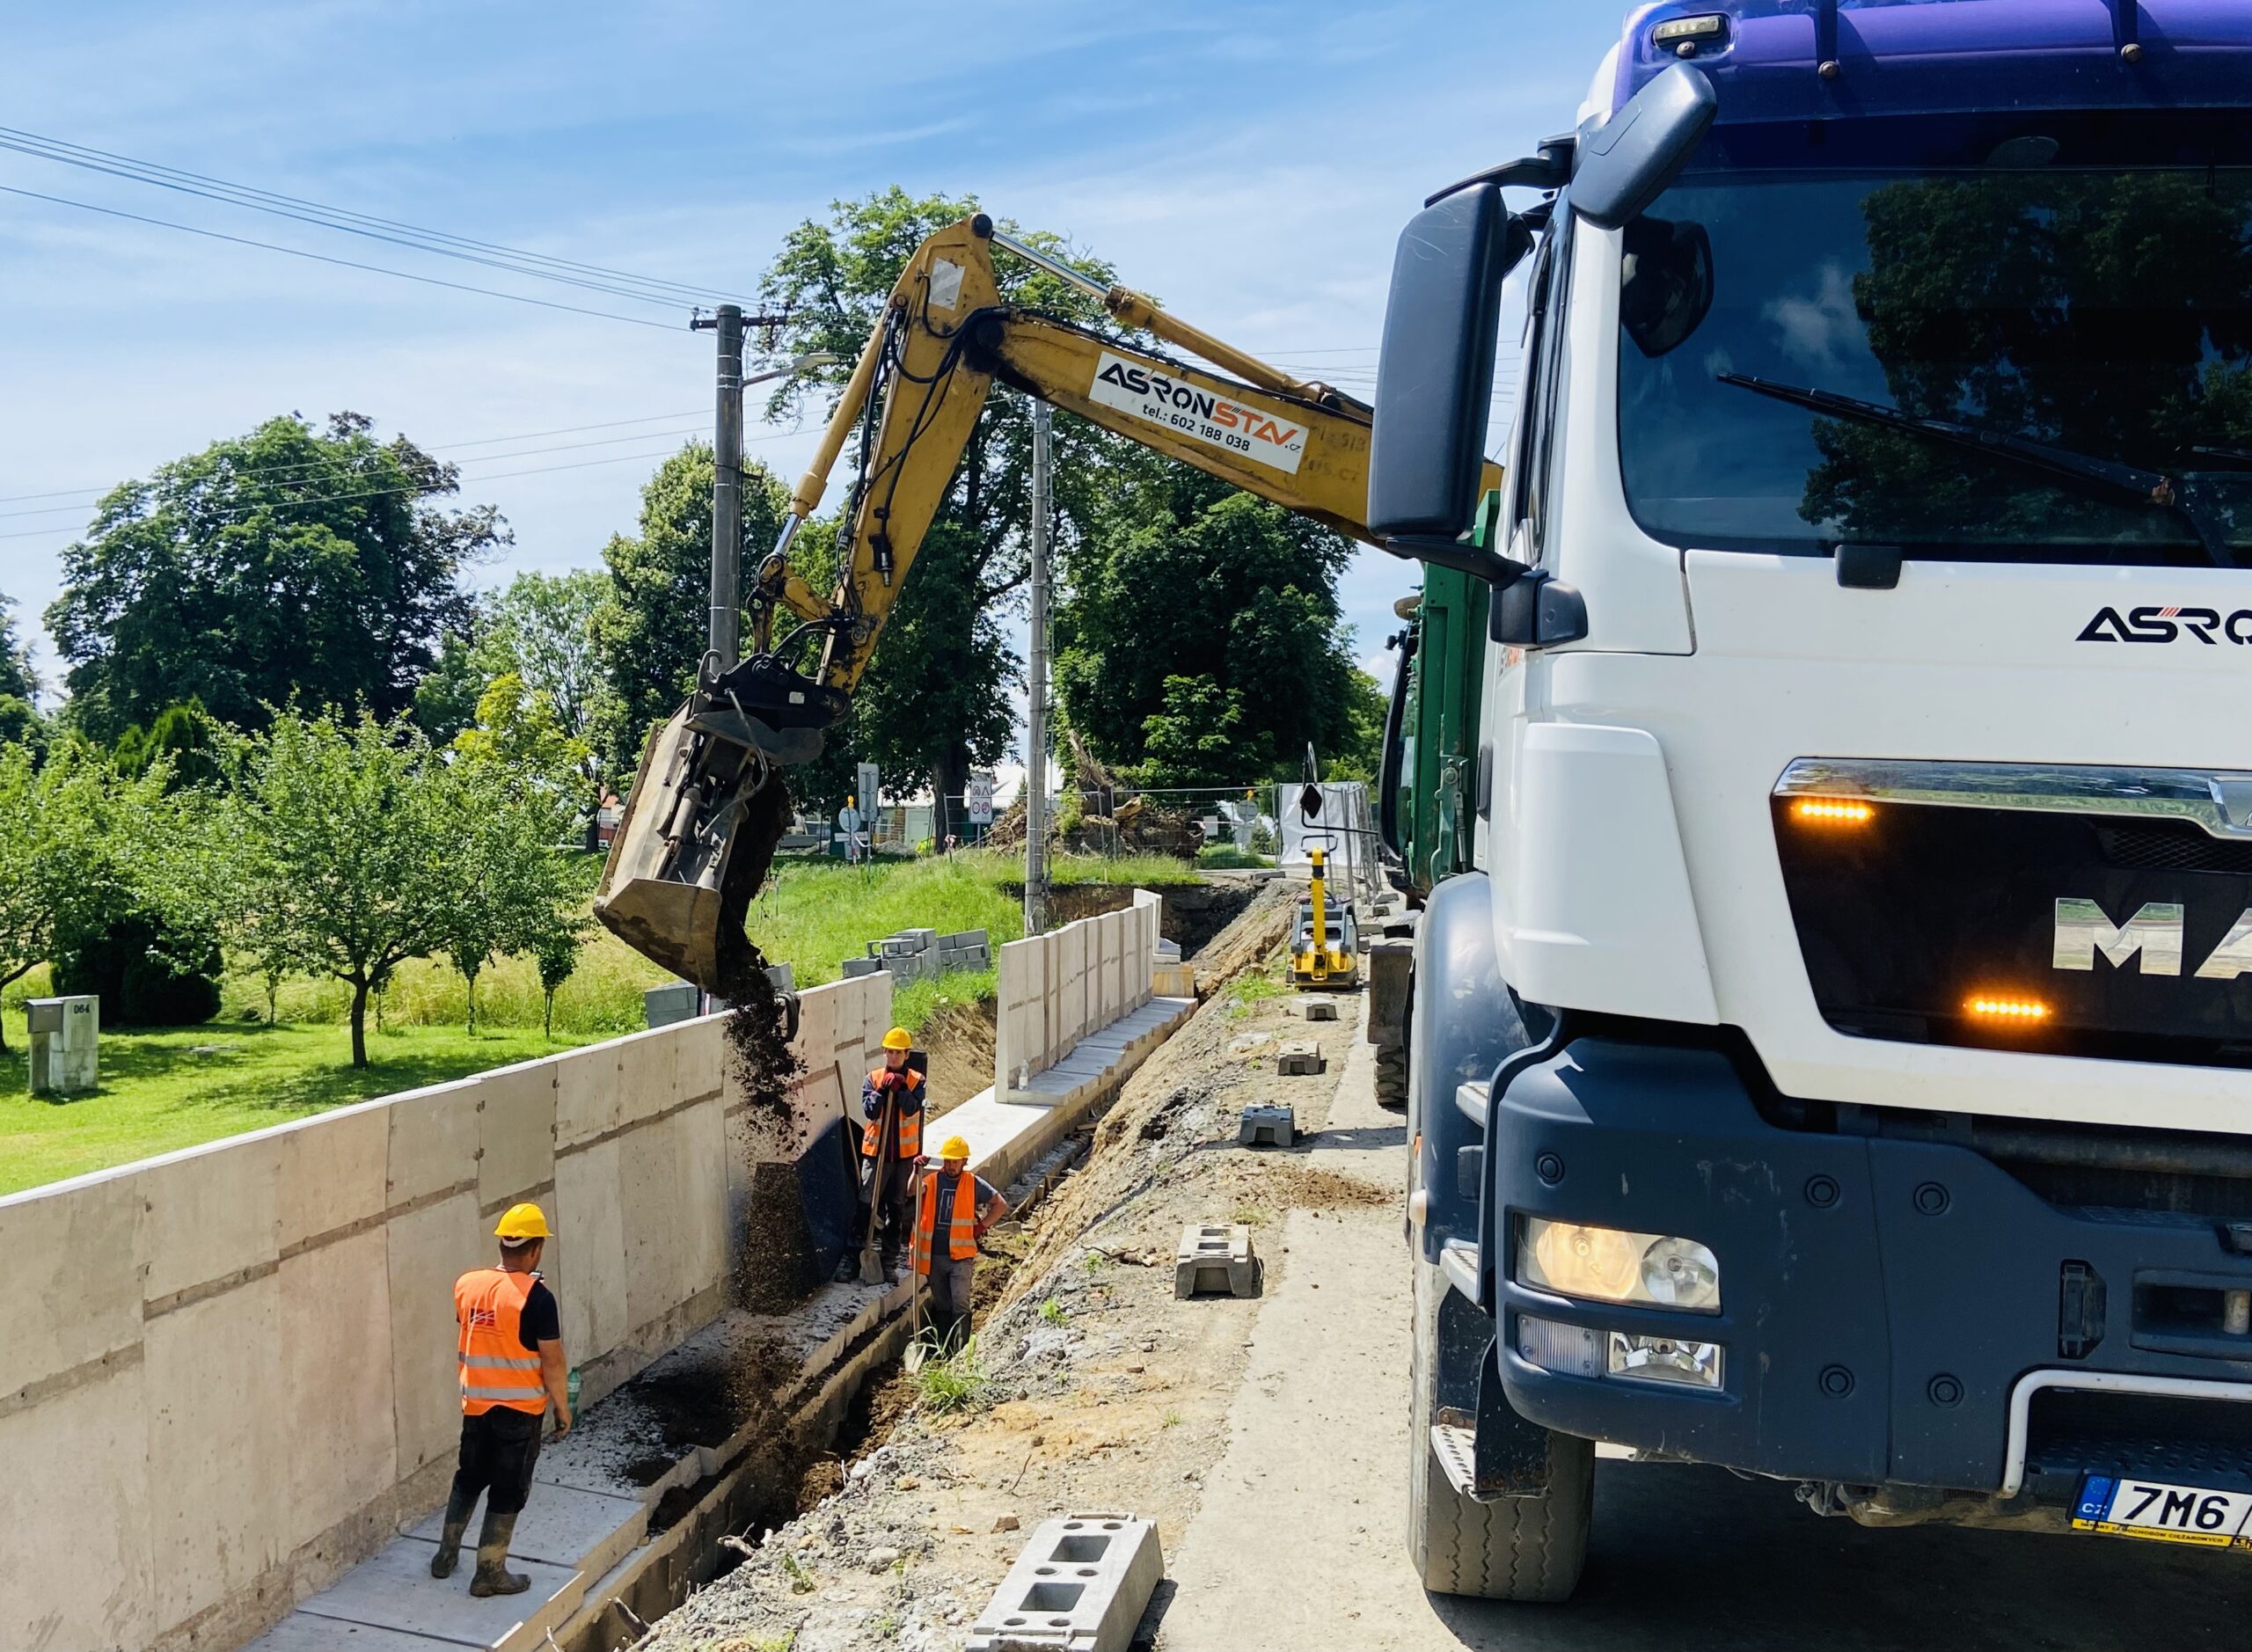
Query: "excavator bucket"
593 660 844 992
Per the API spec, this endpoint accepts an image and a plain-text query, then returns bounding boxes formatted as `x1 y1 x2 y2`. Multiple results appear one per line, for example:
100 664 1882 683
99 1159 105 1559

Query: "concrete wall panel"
0 1360 155 1652
552 1139 626 1360
384 1190 485 1478
140 1136 281 1305
276 1232 397 1539
476 1062 557 1211
620 1111 693 1332
0 1168 143 1397
144 1277 283 1626
386 1082 480 1206
613 1026 685 1131
679 1097 729 1305
275 1104 388 1254
554 1040 625 1151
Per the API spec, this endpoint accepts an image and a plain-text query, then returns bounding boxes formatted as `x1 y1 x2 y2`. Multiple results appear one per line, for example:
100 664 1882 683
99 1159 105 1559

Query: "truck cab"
1373 0 2252 1600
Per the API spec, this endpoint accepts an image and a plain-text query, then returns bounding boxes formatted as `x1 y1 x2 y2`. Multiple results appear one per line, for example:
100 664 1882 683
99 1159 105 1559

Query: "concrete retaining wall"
993 890 1161 1095
0 974 892 1652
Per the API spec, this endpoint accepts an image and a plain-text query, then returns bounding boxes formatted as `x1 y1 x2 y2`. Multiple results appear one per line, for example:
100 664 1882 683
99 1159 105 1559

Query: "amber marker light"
1965 995 2051 1025
1790 798 1875 826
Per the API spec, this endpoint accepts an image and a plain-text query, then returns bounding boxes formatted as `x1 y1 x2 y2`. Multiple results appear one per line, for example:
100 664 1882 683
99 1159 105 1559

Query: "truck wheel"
1407 1254 1592 1601
1375 1043 1408 1110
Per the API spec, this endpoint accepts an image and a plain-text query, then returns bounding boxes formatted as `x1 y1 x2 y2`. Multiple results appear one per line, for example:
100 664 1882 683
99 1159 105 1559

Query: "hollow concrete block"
385 1081 480 1206
1174 1224 1261 1299
477 1061 557 1212
144 1275 284 1626
0 1170 143 1397
0 1358 154 1652
384 1189 485 1477
1276 1041 1325 1076
140 1134 282 1305
553 1138 627 1361
276 1232 398 1541
274 1102 389 1254
969 1512 1164 1652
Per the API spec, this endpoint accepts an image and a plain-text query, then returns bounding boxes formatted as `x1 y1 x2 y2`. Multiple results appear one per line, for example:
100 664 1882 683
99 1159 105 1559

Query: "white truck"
1368 0 2252 1600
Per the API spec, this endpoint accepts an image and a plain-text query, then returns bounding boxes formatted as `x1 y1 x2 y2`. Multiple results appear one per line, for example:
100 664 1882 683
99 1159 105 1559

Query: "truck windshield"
1617 166 2252 564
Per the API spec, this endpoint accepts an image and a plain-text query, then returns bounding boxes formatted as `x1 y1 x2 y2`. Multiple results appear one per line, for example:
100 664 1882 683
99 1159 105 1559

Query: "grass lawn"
0 1021 607 1196
0 848 1201 1195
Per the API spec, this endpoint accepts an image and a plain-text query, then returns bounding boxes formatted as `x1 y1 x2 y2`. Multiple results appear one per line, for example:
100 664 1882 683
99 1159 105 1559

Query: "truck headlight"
1519 1218 1722 1314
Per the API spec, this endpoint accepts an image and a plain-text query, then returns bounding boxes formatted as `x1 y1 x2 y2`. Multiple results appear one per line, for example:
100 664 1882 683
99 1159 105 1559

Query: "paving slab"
292 1538 578 1648
245 1615 463 1652
407 1482 644 1568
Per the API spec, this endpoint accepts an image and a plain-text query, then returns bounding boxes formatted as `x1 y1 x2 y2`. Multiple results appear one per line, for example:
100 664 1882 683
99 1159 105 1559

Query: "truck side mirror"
1368 183 1531 581
1568 62 1717 231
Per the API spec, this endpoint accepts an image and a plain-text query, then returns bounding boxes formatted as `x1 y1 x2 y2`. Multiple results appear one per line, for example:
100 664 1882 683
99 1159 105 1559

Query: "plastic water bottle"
566 1367 582 1414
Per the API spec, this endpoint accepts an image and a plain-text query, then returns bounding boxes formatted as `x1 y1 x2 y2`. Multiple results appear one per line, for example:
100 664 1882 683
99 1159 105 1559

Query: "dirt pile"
1190 877 1296 995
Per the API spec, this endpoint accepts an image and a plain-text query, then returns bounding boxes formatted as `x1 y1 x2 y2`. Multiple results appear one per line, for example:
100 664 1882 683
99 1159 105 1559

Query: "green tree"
759 187 1128 825
531 912 589 1039
1056 468 1363 786
113 699 224 792
591 443 791 777
479 569 617 838
47 413 502 742
225 711 458 1066
0 593 36 703
412 624 489 747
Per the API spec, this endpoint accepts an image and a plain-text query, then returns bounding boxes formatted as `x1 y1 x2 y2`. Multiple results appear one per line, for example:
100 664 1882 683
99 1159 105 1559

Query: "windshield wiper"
1716 372 2244 568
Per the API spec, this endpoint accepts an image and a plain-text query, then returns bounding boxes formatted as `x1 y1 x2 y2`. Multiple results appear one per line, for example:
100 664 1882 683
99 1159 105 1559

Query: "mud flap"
1433 1274 1554 1500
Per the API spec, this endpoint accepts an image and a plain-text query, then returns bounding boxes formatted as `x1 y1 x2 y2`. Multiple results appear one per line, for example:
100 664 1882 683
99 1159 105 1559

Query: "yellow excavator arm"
595 210 1495 990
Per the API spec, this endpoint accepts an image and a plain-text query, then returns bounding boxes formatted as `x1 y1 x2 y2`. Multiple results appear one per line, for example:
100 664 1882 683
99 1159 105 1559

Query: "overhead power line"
0 182 684 330
0 124 748 312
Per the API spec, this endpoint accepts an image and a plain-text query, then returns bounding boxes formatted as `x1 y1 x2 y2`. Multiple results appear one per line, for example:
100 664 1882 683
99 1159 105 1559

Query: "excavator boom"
594 211 1494 990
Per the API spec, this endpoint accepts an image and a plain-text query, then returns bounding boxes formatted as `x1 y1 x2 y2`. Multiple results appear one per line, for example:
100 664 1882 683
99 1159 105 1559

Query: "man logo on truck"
2054 896 2252 979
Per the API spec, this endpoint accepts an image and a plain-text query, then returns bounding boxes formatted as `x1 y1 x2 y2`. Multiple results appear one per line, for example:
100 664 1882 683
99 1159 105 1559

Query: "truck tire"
1375 1042 1408 1110
1407 1254 1593 1601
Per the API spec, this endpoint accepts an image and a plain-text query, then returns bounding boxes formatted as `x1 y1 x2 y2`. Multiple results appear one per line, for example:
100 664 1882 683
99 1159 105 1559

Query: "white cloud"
1762 261 1865 369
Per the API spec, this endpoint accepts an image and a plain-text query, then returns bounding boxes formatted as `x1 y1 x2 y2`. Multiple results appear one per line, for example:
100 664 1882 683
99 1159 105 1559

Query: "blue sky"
0 1 1621 722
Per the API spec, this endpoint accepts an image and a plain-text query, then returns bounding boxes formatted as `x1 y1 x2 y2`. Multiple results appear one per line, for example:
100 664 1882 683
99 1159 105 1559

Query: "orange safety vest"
860 1067 922 1160
911 1168 983 1275
454 1268 548 1416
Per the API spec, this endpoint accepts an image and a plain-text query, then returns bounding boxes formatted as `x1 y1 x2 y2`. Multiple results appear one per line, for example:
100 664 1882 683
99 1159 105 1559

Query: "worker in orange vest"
844 1026 926 1280
431 1202 572 1597
915 1135 1009 1356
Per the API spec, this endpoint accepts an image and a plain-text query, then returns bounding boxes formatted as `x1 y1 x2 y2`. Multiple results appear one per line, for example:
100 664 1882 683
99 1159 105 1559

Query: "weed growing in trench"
1162 1408 1184 1429
1039 1297 1070 1325
780 1551 816 1595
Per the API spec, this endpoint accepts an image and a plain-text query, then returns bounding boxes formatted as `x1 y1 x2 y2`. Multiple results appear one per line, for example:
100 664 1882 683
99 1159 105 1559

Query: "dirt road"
1158 1012 2252 1652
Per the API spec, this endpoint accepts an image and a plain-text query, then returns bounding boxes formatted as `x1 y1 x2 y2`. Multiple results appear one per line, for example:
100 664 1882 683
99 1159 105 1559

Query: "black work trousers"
446 1406 544 1519
855 1158 914 1258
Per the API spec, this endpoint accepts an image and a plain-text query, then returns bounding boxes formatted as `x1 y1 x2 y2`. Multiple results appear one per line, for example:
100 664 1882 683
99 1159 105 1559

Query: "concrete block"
274 1102 389 1254
554 1040 625 1151
678 1096 729 1305
144 1275 283 1625
386 1081 480 1205
1276 1041 1325 1076
384 1189 485 1477
0 1170 143 1397
968 1512 1164 1652
477 1061 557 1211
293 1537 580 1648
621 1109 696 1331
1296 996 1341 1022
1174 1224 1261 1299
643 980 700 1028
553 1138 627 1361
0 1358 154 1652
140 1134 281 1305
1238 1104 1296 1149
841 954 883 979
277 1232 398 1539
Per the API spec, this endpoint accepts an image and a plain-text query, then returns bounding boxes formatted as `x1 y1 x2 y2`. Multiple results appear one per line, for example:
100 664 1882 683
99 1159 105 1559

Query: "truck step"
1429 1424 1500 1503
1454 1079 1490 1127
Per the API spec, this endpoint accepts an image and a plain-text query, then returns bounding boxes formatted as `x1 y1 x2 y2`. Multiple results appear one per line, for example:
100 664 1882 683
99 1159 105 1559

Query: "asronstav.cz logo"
2078 604 2252 644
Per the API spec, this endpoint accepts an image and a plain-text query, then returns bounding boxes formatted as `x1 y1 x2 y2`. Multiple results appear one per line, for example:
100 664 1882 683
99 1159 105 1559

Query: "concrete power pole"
1024 399 1053 937
707 303 745 675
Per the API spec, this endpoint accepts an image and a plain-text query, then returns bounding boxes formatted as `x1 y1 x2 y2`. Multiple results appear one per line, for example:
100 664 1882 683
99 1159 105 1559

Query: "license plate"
2073 1474 2252 1547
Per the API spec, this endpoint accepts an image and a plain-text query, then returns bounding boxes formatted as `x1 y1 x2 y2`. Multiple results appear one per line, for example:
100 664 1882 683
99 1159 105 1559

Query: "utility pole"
1024 399 1053 937
690 305 802 678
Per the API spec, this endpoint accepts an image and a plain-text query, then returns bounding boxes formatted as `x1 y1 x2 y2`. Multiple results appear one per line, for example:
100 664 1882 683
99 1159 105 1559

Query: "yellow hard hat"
494 1202 552 1241
940 1135 972 1161
882 1026 912 1051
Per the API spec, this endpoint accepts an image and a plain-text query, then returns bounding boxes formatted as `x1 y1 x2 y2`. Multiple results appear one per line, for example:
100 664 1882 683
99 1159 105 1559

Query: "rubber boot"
428 1488 476 1579
467 1509 530 1597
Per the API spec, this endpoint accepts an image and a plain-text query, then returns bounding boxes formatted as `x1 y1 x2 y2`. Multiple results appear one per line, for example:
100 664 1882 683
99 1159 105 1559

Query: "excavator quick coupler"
591 654 846 994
